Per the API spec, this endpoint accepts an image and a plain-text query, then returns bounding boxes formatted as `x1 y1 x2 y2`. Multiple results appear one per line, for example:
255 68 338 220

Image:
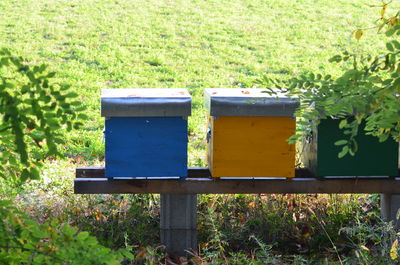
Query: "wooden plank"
76 167 105 178
75 167 311 178
210 116 296 178
76 167 211 178
314 119 399 176
188 167 211 178
74 167 400 194
74 177 400 194
105 117 188 178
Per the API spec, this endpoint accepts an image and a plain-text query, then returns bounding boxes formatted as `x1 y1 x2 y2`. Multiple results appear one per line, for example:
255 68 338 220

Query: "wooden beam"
75 167 314 178
76 167 105 178
74 167 400 194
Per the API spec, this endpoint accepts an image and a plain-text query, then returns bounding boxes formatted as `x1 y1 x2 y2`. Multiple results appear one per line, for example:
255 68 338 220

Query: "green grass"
0 0 397 165
1 0 400 263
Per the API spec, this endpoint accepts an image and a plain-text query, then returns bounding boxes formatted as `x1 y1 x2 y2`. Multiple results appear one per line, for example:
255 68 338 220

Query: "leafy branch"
259 3 400 157
0 48 86 184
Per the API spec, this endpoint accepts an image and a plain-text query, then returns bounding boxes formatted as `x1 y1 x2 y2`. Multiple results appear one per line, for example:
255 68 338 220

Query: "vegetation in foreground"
3 162 399 264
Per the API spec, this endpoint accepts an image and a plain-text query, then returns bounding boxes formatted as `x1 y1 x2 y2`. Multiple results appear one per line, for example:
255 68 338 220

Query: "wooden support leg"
160 194 197 256
381 194 400 227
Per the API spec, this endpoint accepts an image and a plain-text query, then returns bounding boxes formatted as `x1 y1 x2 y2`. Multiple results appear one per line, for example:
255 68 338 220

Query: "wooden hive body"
303 118 399 177
102 89 191 178
205 89 299 178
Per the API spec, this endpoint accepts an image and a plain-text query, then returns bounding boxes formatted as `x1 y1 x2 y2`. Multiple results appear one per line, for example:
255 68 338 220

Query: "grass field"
1 0 399 263
0 0 394 165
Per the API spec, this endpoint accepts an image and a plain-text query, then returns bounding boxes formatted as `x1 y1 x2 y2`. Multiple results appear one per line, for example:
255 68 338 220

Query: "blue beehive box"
101 89 191 179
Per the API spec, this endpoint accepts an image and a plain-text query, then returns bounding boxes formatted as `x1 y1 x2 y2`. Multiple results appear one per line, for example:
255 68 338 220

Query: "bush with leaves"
260 3 400 156
0 200 133 265
0 48 87 184
0 49 131 264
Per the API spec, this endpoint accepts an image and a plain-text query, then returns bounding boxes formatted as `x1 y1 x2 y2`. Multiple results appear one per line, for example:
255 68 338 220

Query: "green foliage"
0 199 130 265
197 194 369 258
7 164 391 264
0 48 84 184
70 194 159 249
260 4 400 156
339 212 400 265
0 51 129 264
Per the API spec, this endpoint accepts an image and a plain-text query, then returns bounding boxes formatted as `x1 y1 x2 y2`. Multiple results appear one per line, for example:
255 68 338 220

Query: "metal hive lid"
204 88 299 117
101 88 191 117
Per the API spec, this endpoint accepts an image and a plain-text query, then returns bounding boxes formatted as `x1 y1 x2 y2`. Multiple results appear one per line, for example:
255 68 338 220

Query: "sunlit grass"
0 0 397 165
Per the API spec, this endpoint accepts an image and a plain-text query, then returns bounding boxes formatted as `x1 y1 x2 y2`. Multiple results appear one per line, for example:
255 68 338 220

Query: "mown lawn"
0 0 393 164
1 0 399 264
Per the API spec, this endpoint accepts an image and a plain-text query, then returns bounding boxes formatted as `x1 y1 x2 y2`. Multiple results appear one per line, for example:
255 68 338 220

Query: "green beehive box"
303 118 399 177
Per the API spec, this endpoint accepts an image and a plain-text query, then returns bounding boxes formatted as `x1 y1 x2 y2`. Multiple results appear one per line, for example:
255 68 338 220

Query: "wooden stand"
381 194 400 226
74 167 400 256
160 194 197 256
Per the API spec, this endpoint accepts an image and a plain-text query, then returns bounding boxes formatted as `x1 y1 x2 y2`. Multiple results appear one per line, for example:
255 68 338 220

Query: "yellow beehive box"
205 89 299 178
